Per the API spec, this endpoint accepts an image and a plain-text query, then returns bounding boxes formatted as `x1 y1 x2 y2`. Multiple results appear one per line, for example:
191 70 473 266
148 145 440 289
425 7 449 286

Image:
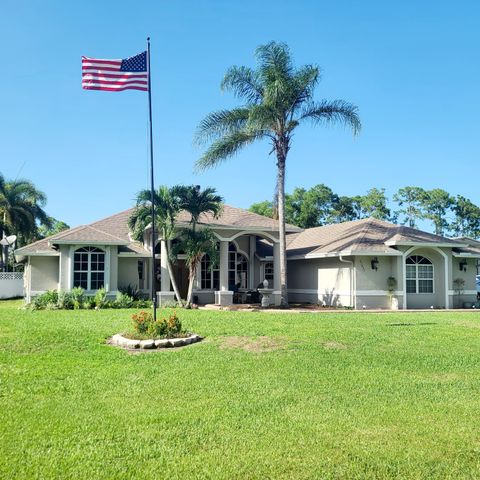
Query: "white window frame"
73 246 106 292
406 255 434 294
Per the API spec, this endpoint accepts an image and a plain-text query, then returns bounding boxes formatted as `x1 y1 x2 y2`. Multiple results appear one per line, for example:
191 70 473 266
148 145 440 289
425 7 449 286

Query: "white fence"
0 272 24 299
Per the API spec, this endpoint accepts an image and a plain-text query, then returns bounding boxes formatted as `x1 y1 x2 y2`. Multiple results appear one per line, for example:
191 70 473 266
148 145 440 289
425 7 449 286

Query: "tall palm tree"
174 185 223 306
128 186 183 305
195 41 361 306
0 173 50 270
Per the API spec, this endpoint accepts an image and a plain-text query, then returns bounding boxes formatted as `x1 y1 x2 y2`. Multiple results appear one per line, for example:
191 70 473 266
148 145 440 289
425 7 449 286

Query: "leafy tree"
195 42 360 306
174 185 223 305
328 195 359 223
356 188 391 221
421 188 453 236
450 195 480 238
128 186 183 305
284 184 338 228
0 173 50 271
393 187 426 228
37 217 70 238
249 200 274 218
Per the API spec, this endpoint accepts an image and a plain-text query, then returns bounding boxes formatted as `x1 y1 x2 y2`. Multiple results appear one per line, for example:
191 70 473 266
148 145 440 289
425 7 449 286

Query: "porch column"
215 240 233 305
157 239 175 306
272 241 281 306
249 235 255 289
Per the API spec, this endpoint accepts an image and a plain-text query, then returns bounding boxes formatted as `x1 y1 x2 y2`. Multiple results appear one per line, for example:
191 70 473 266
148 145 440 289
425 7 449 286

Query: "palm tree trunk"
165 253 183 306
186 268 195 306
276 149 288 307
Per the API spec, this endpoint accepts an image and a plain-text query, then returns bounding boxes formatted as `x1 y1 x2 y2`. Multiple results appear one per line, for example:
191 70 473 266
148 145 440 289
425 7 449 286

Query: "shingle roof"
15 204 300 257
286 217 469 258
176 204 300 231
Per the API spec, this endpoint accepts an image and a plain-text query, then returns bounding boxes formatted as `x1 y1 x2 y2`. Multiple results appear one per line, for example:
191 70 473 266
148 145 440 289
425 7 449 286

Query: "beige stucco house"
15 206 480 309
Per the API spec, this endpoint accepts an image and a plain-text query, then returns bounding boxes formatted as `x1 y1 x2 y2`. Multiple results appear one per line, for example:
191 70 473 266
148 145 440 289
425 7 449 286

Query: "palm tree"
173 185 223 231
174 185 223 306
173 228 218 306
128 186 183 305
0 173 50 270
195 41 361 306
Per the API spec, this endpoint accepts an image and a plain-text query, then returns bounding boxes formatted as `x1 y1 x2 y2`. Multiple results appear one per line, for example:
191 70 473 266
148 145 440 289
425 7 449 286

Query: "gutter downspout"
339 255 356 309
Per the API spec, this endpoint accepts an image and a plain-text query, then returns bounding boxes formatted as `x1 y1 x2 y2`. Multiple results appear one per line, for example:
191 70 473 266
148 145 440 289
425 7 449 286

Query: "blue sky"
1 0 479 227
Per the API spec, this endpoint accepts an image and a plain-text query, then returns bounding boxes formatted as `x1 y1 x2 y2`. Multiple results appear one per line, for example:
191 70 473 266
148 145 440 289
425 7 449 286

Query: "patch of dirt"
219 336 287 353
323 341 348 350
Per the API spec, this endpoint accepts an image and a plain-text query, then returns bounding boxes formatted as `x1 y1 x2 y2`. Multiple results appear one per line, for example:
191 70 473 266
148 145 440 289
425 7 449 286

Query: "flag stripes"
81 52 148 92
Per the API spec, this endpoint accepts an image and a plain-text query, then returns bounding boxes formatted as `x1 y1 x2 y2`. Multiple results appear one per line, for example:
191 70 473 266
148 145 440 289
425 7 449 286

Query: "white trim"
117 252 150 257
356 290 404 296
212 229 280 244
53 240 127 246
448 290 477 295
288 250 402 261
16 251 60 257
287 288 318 294
452 252 480 258
385 241 467 248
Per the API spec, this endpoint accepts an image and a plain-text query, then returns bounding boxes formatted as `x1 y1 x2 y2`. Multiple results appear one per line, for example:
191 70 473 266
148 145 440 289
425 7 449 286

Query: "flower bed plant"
127 310 189 339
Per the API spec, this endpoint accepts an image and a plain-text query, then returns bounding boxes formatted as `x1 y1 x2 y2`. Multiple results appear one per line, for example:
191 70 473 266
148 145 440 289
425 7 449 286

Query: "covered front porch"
156 231 281 306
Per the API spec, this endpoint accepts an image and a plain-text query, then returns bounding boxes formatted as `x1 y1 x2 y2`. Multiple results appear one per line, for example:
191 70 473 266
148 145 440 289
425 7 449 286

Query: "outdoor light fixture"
459 259 467 272
371 257 379 271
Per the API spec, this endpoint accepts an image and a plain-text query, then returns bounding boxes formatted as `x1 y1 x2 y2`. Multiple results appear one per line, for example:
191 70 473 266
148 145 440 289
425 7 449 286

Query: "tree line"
249 185 480 238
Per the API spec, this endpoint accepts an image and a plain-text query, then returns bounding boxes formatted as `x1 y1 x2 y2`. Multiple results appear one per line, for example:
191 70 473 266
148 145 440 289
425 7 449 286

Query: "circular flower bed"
109 333 203 350
109 309 202 350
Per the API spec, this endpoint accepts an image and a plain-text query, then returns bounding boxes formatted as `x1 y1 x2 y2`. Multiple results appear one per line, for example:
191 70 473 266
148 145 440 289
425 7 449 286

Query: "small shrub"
57 290 74 310
71 287 86 309
131 310 184 338
114 292 134 309
94 288 107 309
131 310 152 334
119 284 142 301
83 297 96 310
31 290 59 310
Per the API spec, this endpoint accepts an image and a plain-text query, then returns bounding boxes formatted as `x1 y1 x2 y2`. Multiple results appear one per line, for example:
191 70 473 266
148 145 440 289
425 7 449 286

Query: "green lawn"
1 300 480 479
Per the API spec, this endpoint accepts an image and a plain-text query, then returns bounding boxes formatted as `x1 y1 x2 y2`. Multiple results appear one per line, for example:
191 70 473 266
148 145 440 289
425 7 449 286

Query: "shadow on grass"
387 322 438 327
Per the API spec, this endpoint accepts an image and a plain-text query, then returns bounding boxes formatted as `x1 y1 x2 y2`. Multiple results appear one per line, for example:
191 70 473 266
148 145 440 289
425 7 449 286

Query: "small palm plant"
195 42 360 306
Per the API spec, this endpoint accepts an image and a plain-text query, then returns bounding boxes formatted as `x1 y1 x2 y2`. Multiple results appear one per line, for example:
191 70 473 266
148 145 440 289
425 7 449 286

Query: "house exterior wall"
30 256 59 293
287 257 353 306
117 257 141 291
355 256 400 309
451 257 478 307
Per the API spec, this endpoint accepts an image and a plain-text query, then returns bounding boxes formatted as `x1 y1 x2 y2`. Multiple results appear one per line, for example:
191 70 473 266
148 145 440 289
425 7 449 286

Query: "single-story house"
15 205 480 309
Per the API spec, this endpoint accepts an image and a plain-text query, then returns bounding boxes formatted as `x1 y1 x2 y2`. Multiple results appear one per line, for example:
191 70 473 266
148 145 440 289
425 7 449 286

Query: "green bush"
118 284 142 301
94 288 107 309
71 287 86 309
114 292 134 309
31 290 59 310
131 310 183 339
57 291 74 310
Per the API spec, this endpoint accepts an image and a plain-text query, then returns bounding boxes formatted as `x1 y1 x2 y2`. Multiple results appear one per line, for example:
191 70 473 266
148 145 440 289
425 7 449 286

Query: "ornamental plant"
131 310 183 338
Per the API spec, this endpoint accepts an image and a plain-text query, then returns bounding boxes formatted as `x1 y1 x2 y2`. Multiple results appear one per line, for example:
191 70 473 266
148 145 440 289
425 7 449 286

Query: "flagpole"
147 37 157 320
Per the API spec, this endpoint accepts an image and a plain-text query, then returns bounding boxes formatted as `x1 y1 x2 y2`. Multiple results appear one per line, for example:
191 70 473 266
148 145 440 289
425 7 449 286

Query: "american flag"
82 51 148 92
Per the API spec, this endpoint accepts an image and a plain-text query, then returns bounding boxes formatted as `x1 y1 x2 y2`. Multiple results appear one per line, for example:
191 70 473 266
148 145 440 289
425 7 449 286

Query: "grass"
1 299 480 479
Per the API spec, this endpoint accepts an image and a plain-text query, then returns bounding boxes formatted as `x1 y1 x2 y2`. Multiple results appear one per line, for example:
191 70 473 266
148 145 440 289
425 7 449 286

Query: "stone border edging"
110 333 203 350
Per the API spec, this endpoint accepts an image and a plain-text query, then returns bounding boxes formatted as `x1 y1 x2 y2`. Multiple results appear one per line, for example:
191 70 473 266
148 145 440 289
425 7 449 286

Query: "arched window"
406 255 433 294
73 247 105 290
228 243 248 289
